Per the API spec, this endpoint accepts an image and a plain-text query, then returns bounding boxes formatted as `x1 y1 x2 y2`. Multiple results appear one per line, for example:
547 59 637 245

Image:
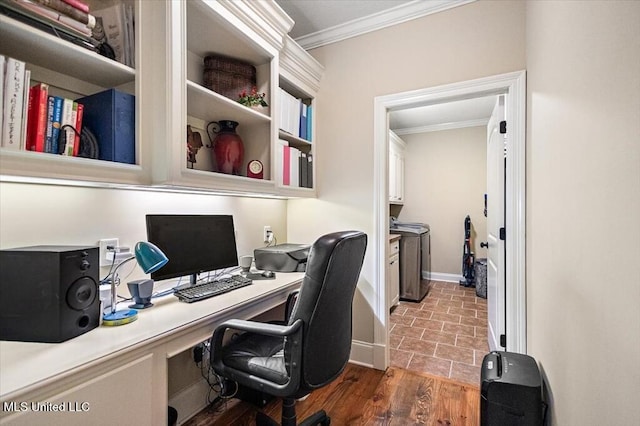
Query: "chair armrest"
210 318 304 397
211 318 302 356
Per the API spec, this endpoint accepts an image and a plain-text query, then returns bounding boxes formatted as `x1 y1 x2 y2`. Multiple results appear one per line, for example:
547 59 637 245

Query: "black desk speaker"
0 246 100 343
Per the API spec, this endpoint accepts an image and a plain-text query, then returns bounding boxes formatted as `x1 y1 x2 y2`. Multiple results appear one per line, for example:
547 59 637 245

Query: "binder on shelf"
306 105 312 142
278 88 303 138
289 146 300 188
276 139 288 186
76 88 135 164
299 103 307 141
307 154 313 188
299 151 308 188
282 144 290 186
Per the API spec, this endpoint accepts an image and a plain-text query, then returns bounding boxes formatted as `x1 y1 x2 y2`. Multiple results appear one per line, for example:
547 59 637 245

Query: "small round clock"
247 160 263 179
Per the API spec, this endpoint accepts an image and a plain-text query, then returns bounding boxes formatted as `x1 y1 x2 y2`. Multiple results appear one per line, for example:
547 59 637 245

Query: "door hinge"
500 334 506 348
500 120 507 134
499 227 506 241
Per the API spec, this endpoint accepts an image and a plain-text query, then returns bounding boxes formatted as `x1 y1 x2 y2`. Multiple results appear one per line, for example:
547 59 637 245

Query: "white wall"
400 126 487 276
0 182 289 398
288 0 525 346
0 183 288 282
526 1 640 423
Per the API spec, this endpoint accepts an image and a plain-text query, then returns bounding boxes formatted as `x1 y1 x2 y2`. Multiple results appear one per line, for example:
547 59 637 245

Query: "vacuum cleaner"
460 215 476 287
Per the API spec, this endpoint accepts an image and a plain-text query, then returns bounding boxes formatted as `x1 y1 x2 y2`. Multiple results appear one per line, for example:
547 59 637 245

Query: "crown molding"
219 0 294 51
280 35 325 94
393 118 488 135
295 0 475 50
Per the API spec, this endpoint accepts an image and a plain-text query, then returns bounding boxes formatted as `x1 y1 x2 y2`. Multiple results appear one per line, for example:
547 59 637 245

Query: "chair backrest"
286 230 367 391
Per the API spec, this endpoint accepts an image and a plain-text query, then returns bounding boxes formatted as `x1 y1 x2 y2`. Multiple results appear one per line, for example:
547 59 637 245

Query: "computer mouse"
261 270 275 278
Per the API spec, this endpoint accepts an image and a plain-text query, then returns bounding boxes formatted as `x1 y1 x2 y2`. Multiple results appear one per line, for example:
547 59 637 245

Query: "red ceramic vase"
208 120 244 175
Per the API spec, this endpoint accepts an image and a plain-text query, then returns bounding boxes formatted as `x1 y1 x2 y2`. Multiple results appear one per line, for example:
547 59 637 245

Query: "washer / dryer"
390 220 431 302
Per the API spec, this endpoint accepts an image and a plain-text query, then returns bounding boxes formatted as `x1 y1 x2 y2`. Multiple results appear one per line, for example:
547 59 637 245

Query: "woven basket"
203 55 256 101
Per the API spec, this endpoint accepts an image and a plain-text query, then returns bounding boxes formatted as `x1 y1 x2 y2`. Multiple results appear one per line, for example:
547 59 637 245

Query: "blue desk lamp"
102 241 168 326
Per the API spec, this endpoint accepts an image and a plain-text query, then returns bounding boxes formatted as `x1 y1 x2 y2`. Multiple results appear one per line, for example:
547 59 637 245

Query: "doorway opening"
372 71 526 371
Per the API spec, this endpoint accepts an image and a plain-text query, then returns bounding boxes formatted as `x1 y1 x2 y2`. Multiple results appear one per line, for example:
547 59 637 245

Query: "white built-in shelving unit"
0 0 323 198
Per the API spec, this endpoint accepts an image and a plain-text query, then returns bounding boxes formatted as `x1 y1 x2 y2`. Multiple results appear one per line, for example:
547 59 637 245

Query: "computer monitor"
145 214 239 285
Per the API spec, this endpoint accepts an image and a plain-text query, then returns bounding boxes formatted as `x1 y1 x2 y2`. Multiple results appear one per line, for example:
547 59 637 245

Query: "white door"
486 96 506 351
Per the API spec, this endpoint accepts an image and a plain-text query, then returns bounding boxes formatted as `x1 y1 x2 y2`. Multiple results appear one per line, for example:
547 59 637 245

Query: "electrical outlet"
263 226 272 243
98 238 119 267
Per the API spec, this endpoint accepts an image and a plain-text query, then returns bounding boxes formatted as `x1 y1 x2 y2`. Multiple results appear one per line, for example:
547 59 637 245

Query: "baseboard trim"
349 339 375 368
169 377 214 425
423 271 463 283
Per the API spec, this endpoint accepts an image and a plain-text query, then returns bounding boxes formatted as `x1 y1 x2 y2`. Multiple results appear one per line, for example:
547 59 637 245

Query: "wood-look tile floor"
389 280 490 386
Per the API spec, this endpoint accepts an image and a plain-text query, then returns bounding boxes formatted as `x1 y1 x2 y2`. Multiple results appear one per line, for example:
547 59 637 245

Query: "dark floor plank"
183 364 479 426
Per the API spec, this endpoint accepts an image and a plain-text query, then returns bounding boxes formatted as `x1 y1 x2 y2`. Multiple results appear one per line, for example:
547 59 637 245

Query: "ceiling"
275 0 414 40
275 0 491 134
275 0 473 49
389 96 497 135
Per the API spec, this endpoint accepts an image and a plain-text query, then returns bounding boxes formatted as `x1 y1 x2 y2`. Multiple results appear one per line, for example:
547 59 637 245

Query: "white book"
60 98 74 155
0 55 5 142
291 96 301 138
2 58 26 149
65 101 78 156
19 70 31 150
289 146 300 188
279 88 299 136
94 4 127 66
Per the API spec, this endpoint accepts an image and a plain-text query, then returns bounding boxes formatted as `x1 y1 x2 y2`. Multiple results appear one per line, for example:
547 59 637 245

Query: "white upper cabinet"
389 130 406 204
0 0 323 198
0 0 145 185
277 35 324 197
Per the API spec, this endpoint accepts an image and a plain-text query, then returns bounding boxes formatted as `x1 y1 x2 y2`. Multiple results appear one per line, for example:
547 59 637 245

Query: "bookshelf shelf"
0 147 143 185
187 81 271 126
279 130 312 150
0 0 323 198
180 167 276 194
0 14 135 88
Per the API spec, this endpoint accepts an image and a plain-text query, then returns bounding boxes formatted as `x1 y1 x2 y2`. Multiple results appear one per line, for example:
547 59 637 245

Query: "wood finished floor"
390 280 489 385
184 363 479 425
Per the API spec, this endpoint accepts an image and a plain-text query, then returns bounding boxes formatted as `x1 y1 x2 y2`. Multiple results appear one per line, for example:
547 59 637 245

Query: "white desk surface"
0 273 304 400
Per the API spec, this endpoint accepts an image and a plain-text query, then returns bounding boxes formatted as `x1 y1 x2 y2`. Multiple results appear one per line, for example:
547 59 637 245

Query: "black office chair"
210 230 367 426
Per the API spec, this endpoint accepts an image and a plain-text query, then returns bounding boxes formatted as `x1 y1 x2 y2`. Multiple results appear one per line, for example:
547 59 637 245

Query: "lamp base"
103 309 138 326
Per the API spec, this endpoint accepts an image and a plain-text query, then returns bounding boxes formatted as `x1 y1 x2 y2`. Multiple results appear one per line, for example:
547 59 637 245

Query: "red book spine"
73 102 83 156
25 88 37 151
25 83 49 152
60 0 90 14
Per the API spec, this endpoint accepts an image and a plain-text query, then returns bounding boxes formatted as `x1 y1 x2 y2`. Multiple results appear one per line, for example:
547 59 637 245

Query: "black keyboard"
173 275 252 303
